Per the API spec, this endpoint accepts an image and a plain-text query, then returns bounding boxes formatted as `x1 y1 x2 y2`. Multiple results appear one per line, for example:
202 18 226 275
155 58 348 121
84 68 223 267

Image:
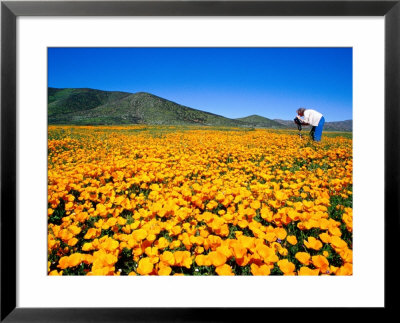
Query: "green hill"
235 115 286 129
48 88 131 118
48 88 352 131
48 88 247 126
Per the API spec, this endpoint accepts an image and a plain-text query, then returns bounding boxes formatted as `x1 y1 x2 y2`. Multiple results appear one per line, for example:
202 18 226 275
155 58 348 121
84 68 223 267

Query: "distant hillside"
323 120 353 132
274 119 352 132
235 115 286 129
48 87 352 131
48 88 131 118
48 88 247 126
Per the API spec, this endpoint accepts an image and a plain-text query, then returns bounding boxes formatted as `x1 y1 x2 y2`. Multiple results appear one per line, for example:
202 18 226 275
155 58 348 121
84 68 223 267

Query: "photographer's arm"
297 116 309 125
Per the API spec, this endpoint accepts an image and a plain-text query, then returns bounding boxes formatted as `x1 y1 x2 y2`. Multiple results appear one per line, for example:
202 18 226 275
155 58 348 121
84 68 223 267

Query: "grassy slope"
236 115 286 129
48 88 352 131
48 88 131 120
49 89 248 127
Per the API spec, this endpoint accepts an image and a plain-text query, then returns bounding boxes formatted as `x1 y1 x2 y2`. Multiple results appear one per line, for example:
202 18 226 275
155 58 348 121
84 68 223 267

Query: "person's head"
297 108 306 116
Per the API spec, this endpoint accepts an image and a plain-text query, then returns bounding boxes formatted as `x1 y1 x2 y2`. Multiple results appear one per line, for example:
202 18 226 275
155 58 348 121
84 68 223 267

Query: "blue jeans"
311 116 325 141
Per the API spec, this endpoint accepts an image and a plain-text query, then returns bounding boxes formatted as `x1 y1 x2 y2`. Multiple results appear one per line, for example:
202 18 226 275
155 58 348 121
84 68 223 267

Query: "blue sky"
48 48 352 121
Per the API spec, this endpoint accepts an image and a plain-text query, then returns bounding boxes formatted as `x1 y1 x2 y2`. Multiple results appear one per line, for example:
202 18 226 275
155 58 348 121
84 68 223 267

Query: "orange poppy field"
48 125 352 276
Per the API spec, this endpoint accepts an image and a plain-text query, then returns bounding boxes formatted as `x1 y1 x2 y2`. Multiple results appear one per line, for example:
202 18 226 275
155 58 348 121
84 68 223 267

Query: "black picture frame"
1 0 399 321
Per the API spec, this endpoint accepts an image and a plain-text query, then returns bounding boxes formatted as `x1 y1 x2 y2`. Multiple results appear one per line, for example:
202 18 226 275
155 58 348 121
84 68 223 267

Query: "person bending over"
296 107 325 142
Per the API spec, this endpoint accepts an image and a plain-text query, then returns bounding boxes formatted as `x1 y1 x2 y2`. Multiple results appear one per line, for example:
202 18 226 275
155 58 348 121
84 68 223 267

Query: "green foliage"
270 263 284 275
191 265 215 276
62 263 91 276
48 199 65 225
48 249 61 272
120 209 134 224
127 183 151 199
323 132 352 139
159 230 173 242
115 248 137 275
226 258 252 275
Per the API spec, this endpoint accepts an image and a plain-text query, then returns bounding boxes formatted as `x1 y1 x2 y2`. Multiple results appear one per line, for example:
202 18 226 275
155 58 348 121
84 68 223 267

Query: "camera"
294 116 302 131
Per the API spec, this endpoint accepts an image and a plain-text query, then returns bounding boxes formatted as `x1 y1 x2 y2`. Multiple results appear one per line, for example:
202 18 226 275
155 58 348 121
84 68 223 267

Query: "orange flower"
158 264 172 276
96 203 108 217
232 244 247 260
250 200 261 210
57 256 69 270
319 233 331 243
215 264 234 276
255 244 279 263
286 235 297 245
328 226 342 237
275 190 287 202
295 252 311 265
208 251 227 267
132 229 148 242
278 259 296 275
265 232 277 243
336 263 352 275
169 240 181 249
206 200 218 210
195 254 211 267
330 236 348 249
156 237 169 249
250 263 271 276
275 228 287 240
68 225 81 235
298 267 320 276
59 229 73 241
216 245 232 258
82 242 94 251
137 257 154 275
48 270 63 276
311 255 329 273
304 237 323 250
67 237 78 246
84 228 100 240
174 251 192 268
160 251 175 266
278 248 288 256
68 253 83 267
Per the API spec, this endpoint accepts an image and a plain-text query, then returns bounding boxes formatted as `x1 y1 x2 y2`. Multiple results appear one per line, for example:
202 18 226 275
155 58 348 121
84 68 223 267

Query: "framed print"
1 0 399 321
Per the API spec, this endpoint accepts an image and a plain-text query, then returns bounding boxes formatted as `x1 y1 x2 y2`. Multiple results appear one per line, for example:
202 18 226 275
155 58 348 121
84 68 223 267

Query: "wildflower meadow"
48 126 352 276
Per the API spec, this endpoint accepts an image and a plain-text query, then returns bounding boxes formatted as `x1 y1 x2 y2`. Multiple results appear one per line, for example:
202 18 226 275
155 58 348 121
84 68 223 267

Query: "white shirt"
302 109 323 126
